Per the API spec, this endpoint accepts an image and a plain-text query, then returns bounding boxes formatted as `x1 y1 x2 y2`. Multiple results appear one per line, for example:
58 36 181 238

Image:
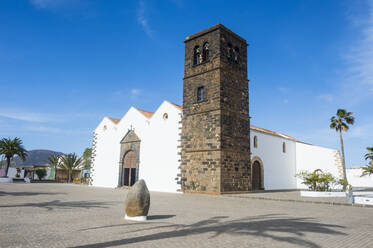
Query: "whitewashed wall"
347 168 373 188
6 167 51 180
250 130 297 190
295 142 342 189
6 168 24 178
92 107 149 188
140 101 181 192
91 118 120 187
91 101 181 192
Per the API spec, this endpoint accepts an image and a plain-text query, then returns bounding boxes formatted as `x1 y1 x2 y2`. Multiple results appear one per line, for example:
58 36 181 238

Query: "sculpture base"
124 214 147 221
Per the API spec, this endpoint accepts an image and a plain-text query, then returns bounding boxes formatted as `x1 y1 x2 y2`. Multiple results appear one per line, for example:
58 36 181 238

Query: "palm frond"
365 147 373 161
336 109 347 117
0 137 28 161
330 109 354 133
361 165 373 177
341 123 349 131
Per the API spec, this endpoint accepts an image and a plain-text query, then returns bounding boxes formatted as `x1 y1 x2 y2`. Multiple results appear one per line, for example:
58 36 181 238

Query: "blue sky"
0 0 372 167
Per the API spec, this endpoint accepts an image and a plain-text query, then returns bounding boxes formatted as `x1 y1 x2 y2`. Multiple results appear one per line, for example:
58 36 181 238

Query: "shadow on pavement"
0 191 65 197
70 214 346 248
0 200 117 211
147 215 176 220
79 215 176 231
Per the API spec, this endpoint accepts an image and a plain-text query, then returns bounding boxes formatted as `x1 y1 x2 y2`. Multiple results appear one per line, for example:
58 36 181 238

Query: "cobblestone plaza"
0 183 372 248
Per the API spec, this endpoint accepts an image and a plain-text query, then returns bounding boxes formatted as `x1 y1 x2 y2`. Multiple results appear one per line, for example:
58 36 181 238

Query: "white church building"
91 100 367 192
91 25 371 193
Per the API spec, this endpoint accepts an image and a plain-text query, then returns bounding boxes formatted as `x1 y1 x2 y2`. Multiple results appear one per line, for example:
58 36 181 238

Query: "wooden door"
252 161 261 190
122 151 136 186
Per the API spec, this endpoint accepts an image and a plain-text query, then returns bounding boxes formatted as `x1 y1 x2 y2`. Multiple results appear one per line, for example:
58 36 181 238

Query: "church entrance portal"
122 151 136 186
118 129 140 187
251 159 264 190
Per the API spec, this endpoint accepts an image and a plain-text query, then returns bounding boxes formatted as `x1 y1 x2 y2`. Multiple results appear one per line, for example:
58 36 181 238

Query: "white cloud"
23 125 90 135
342 0 373 101
131 89 141 96
278 87 290 93
0 110 57 123
349 123 373 139
24 125 62 133
29 0 74 9
137 0 154 38
317 94 334 103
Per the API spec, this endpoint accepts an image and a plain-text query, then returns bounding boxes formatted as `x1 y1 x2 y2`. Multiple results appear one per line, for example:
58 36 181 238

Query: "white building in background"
90 100 372 192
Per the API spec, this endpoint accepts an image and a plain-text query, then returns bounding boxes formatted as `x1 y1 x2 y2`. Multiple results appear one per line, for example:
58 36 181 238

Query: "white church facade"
91 100 347 192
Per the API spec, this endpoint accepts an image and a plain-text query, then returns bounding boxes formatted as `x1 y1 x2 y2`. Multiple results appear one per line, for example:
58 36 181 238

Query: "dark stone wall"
181 24 251 194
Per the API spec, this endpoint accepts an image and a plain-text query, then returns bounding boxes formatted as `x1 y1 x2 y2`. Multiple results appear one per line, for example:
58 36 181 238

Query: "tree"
82 148 92 170
296 169 345 191
364 147 373 165
361 147 373 177
59 153 82 183
47 155 60 180
0 137 28 178
35 168 47 180
330 109 354 189
361 165 373 177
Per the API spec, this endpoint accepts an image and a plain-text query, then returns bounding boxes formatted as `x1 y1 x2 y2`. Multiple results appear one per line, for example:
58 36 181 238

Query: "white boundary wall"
295 142 342 189
347 168 373 188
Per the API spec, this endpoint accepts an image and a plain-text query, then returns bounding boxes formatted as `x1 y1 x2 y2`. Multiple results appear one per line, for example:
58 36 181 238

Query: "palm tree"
82 148 92 170
361 165 373 177
47 155 61 180
364 147 373 165
330 109 355 189
59 153 82 183
361 147 373 177
0 137 28 178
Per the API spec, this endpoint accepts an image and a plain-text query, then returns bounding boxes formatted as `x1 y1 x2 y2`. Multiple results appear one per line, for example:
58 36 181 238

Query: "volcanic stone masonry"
180 24 251 194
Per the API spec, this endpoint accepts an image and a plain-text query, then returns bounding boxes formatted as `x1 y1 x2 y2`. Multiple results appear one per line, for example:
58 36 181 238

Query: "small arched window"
202 42 209 62
227 43 233 60
283 142 286 153
234 47 239 63
194 46 201 65
253 136 258 148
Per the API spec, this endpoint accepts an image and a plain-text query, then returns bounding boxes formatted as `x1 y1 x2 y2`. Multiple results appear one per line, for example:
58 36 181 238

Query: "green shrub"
15 168 21 178
35 168 47 180
338 179 348 190
296 169 343 191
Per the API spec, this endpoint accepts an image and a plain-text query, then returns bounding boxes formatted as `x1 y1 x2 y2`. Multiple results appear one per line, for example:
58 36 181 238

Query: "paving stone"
0 183 372 248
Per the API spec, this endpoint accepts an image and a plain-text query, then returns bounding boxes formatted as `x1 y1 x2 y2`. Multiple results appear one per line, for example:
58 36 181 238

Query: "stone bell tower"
180 24 251 194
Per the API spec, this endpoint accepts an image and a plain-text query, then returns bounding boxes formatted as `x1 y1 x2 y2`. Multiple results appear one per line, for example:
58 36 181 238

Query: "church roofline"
184 24 247 45
135 108 154 118
165 100 183 110
250 125 300 142
103 103 308 144
107 117 120 124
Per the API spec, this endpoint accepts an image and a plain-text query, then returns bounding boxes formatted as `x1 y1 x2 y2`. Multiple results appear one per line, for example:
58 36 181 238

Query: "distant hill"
11 150 64 167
